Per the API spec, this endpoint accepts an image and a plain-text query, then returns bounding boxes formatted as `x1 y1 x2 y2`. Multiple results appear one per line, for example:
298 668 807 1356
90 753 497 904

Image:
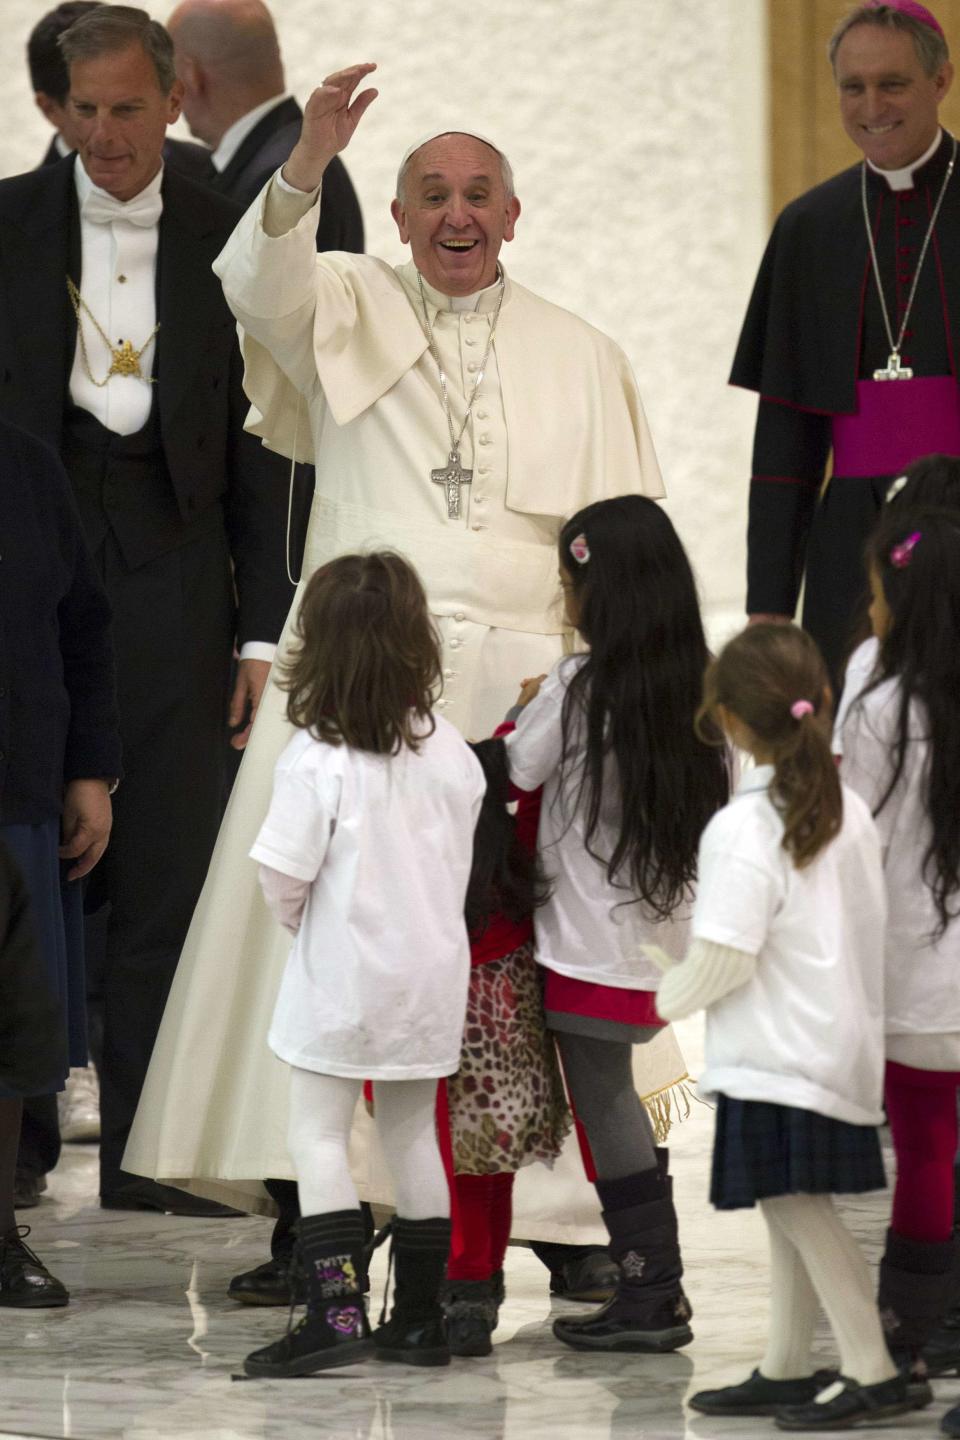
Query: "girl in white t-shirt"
834 454 960 756
842 507 960 1438
656 622 908 1432
506 495 730 1354
242 552 485 1380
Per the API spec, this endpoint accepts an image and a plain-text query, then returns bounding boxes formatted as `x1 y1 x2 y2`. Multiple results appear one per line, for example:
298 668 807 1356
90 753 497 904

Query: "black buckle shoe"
244 1302 373 1377
228 1256 307 1307
690 1369 838 1417
553 1291 693 1353
775 1373 912 1431
0 1226 69 1308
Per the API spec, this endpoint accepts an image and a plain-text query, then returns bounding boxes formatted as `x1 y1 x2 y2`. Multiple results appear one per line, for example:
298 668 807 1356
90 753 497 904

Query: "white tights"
759 1194 895 1386
287 1068 449 1219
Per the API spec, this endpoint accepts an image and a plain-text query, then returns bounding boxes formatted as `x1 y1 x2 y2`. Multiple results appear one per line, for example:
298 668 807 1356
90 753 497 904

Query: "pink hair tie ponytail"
790 700 814 720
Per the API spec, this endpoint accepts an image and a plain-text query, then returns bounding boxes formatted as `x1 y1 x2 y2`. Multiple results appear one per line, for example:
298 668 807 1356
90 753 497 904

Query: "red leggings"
446 1173 515 1282
885 1059 960 1242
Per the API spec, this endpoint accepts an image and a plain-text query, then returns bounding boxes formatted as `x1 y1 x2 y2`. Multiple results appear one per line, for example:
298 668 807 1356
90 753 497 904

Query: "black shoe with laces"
0 1226 69 1307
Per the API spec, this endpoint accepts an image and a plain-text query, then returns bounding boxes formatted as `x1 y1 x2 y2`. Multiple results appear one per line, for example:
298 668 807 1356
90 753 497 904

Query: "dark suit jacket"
0 155 293 647
38 133 215 183
209 97 364 253
0 419 121 824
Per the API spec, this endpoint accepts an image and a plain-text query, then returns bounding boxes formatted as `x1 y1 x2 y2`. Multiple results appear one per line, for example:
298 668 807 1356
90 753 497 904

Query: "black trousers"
87 530 234 1193
801 472 889 689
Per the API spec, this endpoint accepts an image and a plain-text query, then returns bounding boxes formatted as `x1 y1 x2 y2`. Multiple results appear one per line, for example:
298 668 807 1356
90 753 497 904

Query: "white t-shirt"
833 636 879 755
694 767 886 1125
505 658 687 990
251 717 485 1079
842 677 960 1039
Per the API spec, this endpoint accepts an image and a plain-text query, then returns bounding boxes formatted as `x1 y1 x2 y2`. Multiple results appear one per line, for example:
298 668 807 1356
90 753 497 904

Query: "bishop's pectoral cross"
874 353 914 381
431 450 472 519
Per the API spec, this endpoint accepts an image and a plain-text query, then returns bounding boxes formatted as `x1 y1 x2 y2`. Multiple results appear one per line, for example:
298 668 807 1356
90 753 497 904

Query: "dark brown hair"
58 5 177 93
279 552 441 755
699 624 842 869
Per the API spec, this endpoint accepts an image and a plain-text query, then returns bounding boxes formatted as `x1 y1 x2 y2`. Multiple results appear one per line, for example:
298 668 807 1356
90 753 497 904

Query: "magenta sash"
831 377 960 477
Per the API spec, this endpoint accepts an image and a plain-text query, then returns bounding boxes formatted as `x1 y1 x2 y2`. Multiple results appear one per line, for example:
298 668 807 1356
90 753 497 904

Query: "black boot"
923 1231 960 1377
553 1181 692 1353
374 1216 451 1367
878 1229 953 1410
441 1277 498 1357
243 1209 372 1377
0 1226 68 1308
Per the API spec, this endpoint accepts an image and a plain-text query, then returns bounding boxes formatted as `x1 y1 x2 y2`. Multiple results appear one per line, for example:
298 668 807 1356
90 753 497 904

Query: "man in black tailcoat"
0 5 293 1214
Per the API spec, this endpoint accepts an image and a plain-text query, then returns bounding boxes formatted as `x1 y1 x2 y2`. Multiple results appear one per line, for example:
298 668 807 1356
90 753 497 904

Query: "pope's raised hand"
283 63 378 193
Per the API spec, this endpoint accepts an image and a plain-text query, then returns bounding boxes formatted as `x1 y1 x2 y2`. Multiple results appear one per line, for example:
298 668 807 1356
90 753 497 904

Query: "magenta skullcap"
864 0 945 38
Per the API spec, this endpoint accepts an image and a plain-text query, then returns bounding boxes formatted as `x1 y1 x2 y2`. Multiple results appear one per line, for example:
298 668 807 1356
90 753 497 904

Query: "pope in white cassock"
125 63 690 1258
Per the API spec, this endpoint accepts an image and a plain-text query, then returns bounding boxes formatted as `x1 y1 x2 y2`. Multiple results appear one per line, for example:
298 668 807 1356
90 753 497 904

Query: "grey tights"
554 1032 658 1181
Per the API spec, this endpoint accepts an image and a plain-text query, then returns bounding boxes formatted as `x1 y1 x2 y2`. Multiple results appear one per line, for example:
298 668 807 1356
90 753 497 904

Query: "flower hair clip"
890 531 922 569
790 700 814 720
569 533 590 566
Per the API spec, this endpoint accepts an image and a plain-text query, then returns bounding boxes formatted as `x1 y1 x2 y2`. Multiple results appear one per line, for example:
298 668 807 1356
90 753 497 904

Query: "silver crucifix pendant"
431 450 472 519
874 353 914 381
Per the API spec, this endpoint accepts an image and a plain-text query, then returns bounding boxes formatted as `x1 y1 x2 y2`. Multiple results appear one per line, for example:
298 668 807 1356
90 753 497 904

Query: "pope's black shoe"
0 1226 69 1308
774 1373 912 1430
689 1369 837 1416
228 1255 307 1307
549 1249 619 1303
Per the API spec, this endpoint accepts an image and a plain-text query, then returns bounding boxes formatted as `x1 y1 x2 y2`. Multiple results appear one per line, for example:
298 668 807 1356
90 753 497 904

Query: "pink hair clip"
890 531 922 569
790 700 814 720
569 533 590 566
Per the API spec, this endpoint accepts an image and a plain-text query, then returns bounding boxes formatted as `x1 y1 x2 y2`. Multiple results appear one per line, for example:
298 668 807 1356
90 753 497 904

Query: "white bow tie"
81 187 163 228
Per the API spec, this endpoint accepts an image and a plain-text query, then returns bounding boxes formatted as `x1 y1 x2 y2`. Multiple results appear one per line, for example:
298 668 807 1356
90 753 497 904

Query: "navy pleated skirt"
0 821 85 1098
710 1094 886 1211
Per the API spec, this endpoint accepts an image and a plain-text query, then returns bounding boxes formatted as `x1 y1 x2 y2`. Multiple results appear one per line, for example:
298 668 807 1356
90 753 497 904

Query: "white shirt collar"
212 93 290 173
402 262 507 315
55 132 72 159
736 763 774 796
73 156 164 214
868 127 943 192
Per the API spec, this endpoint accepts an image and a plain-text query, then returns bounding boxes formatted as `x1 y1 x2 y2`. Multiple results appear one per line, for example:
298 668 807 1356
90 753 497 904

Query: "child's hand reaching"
516 674 547 708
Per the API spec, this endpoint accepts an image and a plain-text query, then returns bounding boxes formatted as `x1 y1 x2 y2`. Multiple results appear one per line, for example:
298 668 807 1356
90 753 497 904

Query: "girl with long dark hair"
440 737 569 1357
659 623 907 1431
241 551 485 1379
505 495 729 1352
842 507 960 1436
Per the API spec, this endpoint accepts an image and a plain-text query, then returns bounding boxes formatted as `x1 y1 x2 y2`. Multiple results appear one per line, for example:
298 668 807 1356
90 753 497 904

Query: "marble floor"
1 1018 954 1440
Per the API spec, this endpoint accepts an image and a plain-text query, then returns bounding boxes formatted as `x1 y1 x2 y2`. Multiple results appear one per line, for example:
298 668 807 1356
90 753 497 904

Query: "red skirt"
543 969 665 1027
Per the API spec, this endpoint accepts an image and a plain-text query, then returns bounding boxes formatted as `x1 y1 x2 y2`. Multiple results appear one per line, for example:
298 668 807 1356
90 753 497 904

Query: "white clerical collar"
55 132 72 159
868 127 943 192
212 93 290 173
402 261 508 315
73 158 164 216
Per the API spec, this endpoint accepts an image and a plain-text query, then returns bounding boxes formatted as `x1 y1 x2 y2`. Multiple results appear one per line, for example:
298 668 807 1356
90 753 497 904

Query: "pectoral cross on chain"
431 450 472 519
874 353 914 381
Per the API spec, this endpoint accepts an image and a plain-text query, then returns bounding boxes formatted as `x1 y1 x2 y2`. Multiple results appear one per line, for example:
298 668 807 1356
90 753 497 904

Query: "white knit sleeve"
653 938 757 1021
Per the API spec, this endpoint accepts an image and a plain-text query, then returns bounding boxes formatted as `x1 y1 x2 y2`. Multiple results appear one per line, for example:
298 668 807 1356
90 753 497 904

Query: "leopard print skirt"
447 940 571 1175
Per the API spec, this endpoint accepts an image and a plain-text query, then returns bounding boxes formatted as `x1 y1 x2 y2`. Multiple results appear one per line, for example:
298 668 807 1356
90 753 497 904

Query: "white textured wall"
2 0 767 624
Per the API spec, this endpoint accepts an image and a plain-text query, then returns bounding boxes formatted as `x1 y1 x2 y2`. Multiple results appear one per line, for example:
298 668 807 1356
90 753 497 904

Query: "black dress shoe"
228 1256 307 1307
13 1171 47 1210
775 1373 911 1430
100 1179 245 1217
0 1226 69 1307
690 1369 837 1417
550 1250 619 1302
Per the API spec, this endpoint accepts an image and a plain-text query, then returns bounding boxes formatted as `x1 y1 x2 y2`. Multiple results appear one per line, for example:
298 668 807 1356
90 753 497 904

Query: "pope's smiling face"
69 42 181 201
835 23 952 171
391 134 520 297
